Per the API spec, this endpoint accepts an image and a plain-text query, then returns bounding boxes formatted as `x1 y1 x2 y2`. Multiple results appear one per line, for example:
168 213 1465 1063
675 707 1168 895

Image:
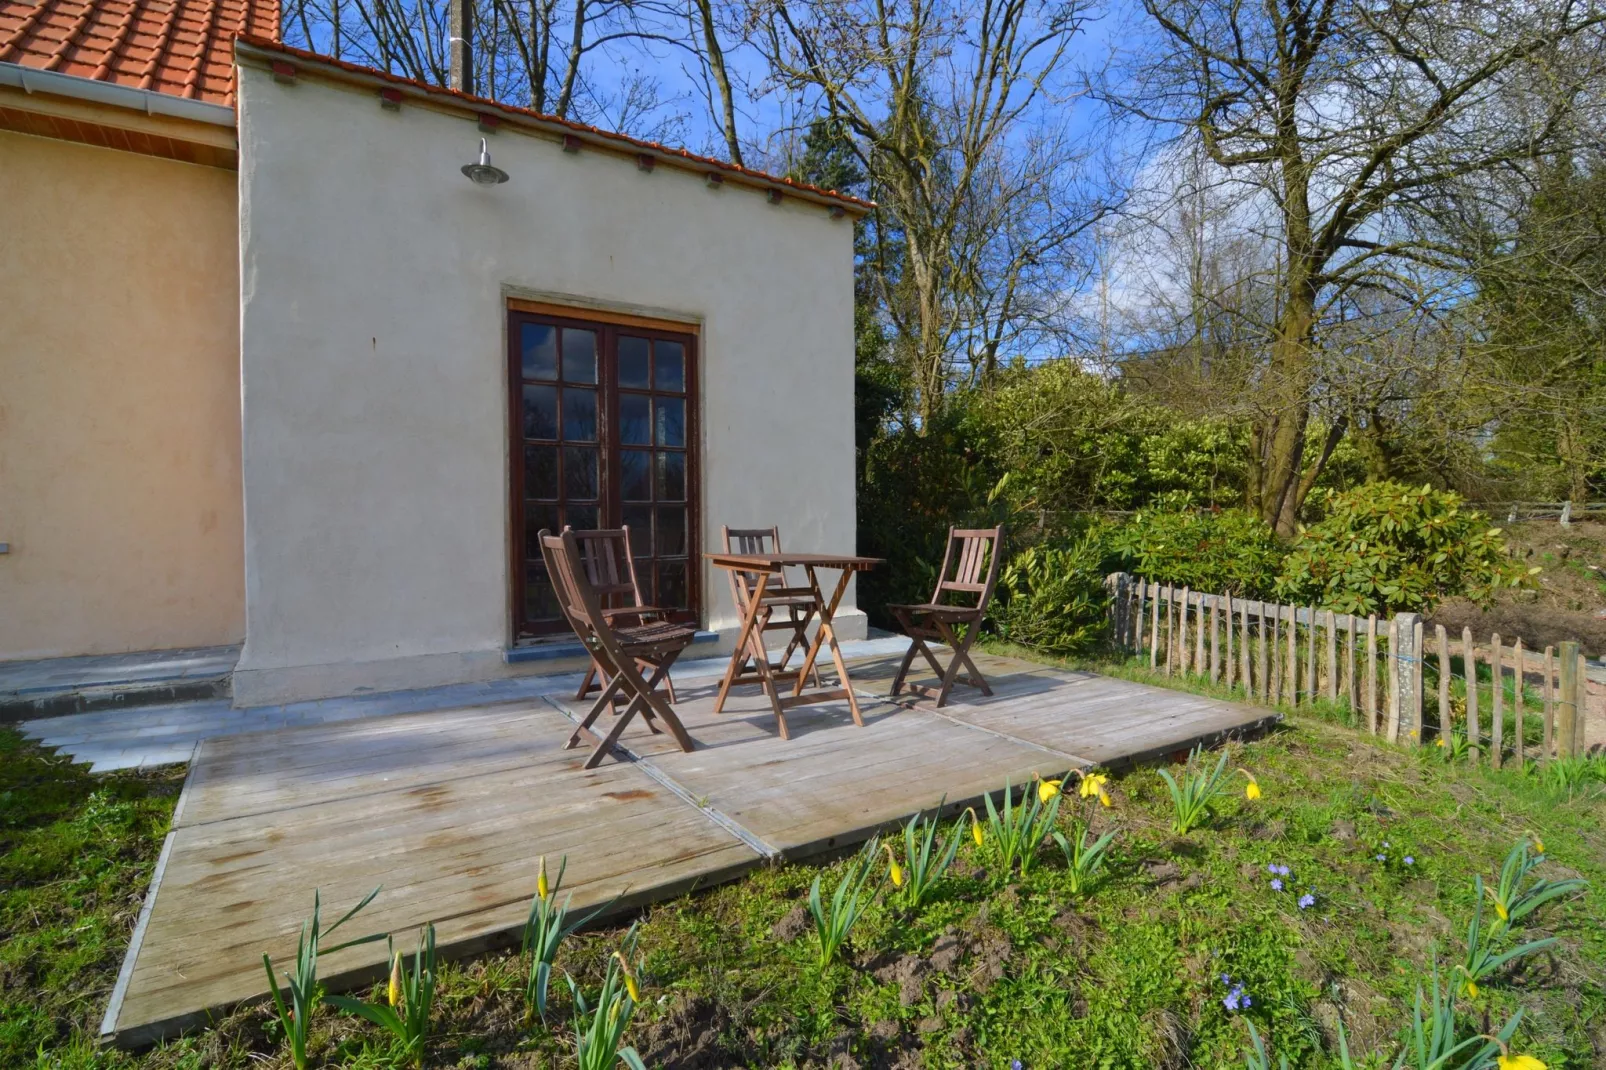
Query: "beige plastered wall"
233 61 861 705
0 123 245 660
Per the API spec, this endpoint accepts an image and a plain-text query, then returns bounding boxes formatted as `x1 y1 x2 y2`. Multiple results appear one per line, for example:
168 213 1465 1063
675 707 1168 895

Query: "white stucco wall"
233 60 860 704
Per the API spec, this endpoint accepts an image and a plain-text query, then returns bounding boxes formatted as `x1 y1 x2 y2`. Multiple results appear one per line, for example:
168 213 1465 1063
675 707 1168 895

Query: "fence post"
1560 500 1572 526
1558 640 1581 757
1107 573 1131 648
1392 612 1423 744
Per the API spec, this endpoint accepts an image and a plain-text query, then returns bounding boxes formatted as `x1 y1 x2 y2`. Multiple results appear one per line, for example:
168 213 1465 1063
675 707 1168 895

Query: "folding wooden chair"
889 525 1005 708
540 529 697 768
566 526 678 705
721 526 821 697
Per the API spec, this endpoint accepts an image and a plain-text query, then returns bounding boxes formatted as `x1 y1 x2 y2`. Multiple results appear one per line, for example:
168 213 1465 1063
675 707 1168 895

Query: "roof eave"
0 60 236 127
232 37 874 219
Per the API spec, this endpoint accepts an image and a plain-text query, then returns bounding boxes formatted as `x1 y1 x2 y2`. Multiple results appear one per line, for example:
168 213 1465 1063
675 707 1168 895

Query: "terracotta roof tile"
0 0 279 106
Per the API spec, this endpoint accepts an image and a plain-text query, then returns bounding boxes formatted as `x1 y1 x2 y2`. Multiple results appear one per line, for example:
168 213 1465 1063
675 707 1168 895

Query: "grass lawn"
4 652 1604 1069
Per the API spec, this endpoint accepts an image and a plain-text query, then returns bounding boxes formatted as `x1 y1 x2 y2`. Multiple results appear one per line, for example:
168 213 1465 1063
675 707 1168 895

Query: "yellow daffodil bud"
884 844 904 888
537 856 550 901
1466 979 1479 999
1533 837 1544 856
1498 1054 1546 1070
387 950 403 1007
614 952 641 1003
1495 901 1509 922
1038 779 1062 804
1436 737 1446 747
972 818 985 848
1245 780 1261 801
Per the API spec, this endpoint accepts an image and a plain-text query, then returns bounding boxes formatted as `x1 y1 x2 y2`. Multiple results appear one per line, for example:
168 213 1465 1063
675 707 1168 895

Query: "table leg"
714 569 769 714
796 566 864 727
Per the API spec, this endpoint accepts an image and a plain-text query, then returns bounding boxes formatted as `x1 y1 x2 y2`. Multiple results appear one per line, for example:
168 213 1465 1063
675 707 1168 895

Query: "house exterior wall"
0 127 244 660
233 62 861 705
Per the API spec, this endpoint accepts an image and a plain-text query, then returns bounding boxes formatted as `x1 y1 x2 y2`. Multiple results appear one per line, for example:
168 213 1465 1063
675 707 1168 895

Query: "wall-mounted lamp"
461 138 509 185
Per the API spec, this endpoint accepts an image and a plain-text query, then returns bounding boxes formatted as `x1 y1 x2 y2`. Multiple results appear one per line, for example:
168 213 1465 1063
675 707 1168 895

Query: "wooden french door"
508 307 699 639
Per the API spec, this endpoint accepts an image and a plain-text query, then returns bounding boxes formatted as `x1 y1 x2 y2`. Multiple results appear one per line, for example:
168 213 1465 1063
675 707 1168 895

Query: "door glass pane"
622 506 653 555
655 397 685 448
620 449 651 501
654 340 685 392
659 560 688 610
526 566 558 620
618 336 651 389
656 451 685 502
563 387 597 442
657 506 686 556
522 385 557 440
619 394 651 445
565 503 599 531
524 504 560 557
521 324 557 381
524 445 558 500
564 446 598 499
563 329 597 384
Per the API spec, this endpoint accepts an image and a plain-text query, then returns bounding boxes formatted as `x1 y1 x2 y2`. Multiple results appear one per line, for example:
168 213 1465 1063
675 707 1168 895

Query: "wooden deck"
102 652 1278 1047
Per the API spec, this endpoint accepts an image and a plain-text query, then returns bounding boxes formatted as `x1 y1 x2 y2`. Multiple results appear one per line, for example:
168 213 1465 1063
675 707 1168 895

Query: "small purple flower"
1384 841 1391 848
1276 864 1290 876
1270 878 1284 891
1220 973 1231 985
1266 864 1278 874
1298 892 1316 909
1221 976 1252 1012
1011 1062 1023 1070
1404 856 1414 866
1375 853 1387 862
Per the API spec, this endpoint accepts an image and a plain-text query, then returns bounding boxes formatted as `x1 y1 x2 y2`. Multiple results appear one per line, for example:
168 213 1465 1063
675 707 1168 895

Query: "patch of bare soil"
1430 518 1606 656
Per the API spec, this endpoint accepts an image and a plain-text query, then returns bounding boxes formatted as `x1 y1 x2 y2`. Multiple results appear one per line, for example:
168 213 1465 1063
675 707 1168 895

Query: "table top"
704 552 883 571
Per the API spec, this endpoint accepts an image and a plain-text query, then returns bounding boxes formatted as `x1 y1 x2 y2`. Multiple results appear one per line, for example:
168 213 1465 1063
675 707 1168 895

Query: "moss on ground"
5 653 1605 1068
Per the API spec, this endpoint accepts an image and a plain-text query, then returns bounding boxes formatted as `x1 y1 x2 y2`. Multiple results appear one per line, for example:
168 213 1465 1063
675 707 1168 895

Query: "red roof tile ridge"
137 0 184 91
91 3 142 81
0 3 49 62
233 33 876 212
183 0 223 98
43 1 100 72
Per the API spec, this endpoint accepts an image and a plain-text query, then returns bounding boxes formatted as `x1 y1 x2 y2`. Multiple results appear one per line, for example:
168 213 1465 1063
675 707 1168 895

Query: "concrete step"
0 646 239 723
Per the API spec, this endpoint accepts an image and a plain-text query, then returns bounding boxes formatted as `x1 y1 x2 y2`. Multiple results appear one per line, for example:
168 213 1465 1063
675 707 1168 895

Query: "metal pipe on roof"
0 60 236 127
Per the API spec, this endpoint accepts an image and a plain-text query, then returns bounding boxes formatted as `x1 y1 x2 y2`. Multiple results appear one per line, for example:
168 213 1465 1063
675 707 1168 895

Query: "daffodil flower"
1079 773 1109 800
966 808 985 847
1038 778 1062 804
884 844 905 888
537 855 550 902
1497 1054 1547 1070
1533 836 1545 856
387 949 403 1007
1238 769 1261 800
1097 789 1112 808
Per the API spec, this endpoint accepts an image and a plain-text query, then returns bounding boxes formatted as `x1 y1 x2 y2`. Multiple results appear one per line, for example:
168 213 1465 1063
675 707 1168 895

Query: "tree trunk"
1258 275 1316 537
691 0 742 165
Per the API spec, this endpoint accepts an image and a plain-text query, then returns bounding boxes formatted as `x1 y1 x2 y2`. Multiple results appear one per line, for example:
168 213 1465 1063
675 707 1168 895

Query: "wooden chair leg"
583 692 648 769
568 671 626 748
890 638 920 697
932 619 991 706
576 661 600 701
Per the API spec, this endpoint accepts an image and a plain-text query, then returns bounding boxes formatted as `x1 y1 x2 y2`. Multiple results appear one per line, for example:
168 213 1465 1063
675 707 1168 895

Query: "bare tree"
756 0 1112 426
1111 0 1606 534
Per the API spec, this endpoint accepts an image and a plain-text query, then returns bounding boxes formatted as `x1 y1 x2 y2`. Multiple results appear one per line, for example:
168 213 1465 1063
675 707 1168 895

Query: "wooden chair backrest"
722 525 783 613
540 529 608 648
930 526 1005 611
566 527 646 610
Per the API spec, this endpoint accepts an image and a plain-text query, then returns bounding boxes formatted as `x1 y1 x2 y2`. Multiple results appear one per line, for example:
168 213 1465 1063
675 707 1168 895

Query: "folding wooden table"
704 552 881 739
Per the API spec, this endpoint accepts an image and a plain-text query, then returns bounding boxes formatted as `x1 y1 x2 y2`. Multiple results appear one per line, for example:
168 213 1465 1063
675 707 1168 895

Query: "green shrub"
1274 482 1532 614
1103 504 1284 597
989 538 1110 654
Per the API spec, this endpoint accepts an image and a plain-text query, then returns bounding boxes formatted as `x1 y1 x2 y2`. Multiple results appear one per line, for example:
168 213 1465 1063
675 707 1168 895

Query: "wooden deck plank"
106 653 1279 1049
108 703 758 1047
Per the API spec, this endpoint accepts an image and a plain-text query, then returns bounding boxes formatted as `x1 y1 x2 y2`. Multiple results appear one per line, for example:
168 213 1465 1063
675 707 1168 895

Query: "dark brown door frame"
506 303 701 641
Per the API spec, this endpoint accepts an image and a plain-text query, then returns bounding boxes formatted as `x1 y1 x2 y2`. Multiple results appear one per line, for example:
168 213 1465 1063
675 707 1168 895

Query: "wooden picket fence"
1105 574 1593 768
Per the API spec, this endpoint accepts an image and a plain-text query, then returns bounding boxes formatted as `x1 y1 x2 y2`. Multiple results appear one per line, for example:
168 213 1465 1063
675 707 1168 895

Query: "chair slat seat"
890 525 1005 708
886 602 985 620
568 527 680 705
541 528 697 768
